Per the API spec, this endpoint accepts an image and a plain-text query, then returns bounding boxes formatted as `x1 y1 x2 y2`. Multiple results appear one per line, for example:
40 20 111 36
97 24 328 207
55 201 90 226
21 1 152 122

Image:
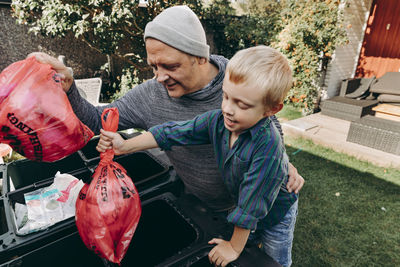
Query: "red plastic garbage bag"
75 108 141 264
0 56 94 162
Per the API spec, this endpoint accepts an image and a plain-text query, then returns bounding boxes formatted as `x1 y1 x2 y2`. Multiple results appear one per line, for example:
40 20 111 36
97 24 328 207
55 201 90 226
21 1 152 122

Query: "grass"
275 105 399 266
285 136 400 266
276 105 303 121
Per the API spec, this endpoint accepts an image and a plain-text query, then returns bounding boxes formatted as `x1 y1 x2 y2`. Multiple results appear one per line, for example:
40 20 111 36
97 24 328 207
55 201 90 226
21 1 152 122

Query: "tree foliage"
11 0 203 75
274 0 347 112
202 0 282 59
202 0 347 112
11 0 347 110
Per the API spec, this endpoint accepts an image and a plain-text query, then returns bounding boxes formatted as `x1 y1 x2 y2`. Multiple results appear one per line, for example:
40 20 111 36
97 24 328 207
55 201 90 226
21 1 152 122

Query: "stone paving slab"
282 112 400 169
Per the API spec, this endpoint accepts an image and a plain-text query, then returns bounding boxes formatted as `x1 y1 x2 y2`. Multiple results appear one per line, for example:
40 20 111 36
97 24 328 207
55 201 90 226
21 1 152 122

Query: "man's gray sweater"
68 55 282 211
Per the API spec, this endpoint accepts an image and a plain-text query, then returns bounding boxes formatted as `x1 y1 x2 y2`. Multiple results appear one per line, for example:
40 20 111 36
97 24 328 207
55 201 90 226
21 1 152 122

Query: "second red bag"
75 108 141 264
0 56 94 162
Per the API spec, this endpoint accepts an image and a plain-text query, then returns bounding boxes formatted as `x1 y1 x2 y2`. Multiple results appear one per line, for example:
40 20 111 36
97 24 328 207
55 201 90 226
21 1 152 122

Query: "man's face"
145 38 202 98
221 74 273 136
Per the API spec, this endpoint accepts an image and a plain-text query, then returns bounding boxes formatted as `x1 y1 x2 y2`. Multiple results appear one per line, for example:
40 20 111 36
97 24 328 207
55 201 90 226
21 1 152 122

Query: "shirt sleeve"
270 115 284 142
148 110 217 151
226 133 287 230
68 80 154 134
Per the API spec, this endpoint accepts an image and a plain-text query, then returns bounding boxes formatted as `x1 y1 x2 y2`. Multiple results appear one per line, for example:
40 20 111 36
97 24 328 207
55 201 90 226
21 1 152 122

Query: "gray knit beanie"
144 5 209 59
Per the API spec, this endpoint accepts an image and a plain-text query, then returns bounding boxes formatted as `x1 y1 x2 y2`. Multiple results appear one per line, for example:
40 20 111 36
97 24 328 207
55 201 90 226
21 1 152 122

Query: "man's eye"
165 65 178 70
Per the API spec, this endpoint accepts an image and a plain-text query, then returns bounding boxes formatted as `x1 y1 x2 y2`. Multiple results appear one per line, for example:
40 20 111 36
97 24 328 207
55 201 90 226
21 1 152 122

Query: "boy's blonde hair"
226 45 293 108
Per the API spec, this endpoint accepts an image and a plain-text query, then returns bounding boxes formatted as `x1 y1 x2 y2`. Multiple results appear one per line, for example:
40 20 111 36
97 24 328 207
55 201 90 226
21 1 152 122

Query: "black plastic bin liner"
0 199 8 235
6 152 86 191
121 198 198 267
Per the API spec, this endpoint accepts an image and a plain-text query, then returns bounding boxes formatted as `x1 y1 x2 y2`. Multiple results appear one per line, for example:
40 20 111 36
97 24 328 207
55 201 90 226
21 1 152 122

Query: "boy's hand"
208 238 240 267
27 52 74 93
97 129 126 155
287 162 304 194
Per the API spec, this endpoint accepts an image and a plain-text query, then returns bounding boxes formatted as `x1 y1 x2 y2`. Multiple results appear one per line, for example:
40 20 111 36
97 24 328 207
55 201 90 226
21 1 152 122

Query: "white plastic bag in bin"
17 172 84 234
46 172 84 218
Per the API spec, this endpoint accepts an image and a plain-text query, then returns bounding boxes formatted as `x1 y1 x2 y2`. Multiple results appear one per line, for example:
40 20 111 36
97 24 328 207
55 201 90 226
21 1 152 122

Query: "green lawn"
285 136 400 266
276 105 303 121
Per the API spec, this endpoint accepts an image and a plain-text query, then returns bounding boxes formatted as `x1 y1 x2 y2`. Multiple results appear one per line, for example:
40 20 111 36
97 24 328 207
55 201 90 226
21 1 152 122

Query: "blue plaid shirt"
149 109 298 229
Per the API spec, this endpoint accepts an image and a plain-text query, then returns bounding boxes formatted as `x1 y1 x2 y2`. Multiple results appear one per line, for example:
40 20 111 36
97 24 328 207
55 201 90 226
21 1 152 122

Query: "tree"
11 0 203 79
202 0 282 59
12 0 347 109
274 0 347 113
11 0 204 99
203 0 347 112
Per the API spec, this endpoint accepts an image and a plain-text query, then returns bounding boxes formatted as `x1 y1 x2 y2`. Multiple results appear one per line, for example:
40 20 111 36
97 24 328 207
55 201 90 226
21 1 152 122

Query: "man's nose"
156 69 169 83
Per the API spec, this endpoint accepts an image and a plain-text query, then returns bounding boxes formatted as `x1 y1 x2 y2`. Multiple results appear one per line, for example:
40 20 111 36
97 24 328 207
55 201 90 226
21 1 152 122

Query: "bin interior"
79 135 127 162
78 136 102 161
121 198 198 267
114 152 168 184
6 169 92 236
6 153 86 190
0 199 8 235
79 133 142 162
3 196 199 267
7 169 92 207
2 232 105 267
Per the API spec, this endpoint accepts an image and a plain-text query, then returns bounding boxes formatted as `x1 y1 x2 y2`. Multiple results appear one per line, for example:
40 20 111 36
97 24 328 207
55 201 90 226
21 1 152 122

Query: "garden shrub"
12 0 347 111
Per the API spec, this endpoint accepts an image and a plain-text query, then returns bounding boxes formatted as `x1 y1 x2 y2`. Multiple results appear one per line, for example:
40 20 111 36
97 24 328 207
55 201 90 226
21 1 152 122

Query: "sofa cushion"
370 72 400 95
378 94 400 103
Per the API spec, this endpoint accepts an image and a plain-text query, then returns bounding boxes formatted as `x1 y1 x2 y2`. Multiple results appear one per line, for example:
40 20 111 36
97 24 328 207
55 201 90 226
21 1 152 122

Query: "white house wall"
324 0 373 98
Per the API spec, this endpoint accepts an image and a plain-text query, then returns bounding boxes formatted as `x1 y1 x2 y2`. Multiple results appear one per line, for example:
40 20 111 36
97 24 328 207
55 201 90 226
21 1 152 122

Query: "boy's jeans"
248 200 298 267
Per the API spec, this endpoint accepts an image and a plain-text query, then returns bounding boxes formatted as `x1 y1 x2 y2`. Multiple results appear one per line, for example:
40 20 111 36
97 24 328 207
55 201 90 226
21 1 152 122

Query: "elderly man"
32 5 304 213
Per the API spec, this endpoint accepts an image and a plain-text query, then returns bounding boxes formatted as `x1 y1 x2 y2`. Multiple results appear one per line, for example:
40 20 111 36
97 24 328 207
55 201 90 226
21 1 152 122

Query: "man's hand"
287 162 305 194
27 52 73 93
208 238 240 267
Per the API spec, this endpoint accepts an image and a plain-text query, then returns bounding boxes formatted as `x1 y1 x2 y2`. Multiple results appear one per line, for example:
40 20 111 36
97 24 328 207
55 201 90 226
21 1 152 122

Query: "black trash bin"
3 152 86 193
0 145 280 267
0 193 202 267
0 199 8 236
0 146 180 265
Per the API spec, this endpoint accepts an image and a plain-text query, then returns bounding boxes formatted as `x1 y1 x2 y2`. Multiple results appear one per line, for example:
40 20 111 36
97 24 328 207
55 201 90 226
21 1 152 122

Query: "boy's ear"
264 103 283 117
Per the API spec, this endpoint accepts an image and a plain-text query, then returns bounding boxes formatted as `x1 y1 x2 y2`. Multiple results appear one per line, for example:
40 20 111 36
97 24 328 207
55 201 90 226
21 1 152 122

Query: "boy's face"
221 75 277 136
146 38 203 98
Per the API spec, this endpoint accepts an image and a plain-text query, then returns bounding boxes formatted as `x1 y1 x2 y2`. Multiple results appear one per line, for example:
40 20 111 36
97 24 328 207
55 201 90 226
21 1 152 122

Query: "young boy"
97 46 298 267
